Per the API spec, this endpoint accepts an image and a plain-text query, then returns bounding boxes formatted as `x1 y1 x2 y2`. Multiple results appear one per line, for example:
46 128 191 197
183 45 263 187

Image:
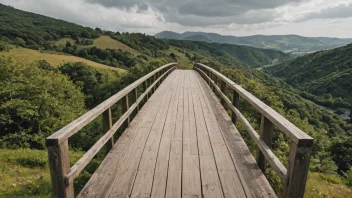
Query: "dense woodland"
0 3 351 197
266 44 352 106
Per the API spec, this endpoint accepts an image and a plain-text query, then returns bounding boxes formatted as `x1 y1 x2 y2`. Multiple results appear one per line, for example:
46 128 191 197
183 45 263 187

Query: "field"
163 46 194 69
0 47 125 72
56 36 141 55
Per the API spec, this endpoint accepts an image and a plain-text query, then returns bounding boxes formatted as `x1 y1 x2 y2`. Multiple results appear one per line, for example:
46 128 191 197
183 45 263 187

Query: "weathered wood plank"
102 108 114 153
182 71 202 198
77 72 173 197
191 72 224 198
283 141 312 198
194 71 277 198
257 115 274 173
193 71 246 198
150 71 181 198
47 140 74 198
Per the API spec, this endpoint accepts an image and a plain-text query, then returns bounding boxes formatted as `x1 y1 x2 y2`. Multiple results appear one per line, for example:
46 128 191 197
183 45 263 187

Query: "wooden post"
153 74 156 92
257 115 274 173
133 88 139 112
220 81 226 106
283 141 312 198
121 94 130 127
231 91 240 123
143 81 148 100
47 140 74 198
102 108 114 153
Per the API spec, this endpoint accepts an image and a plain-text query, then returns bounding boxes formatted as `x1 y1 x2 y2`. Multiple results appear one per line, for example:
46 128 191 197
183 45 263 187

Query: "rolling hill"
156 31 352 54
265 44 352 103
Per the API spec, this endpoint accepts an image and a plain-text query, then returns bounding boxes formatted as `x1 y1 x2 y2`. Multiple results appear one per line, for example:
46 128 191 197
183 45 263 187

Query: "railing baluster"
220 81 226 106
231 91 240 123
47 140 74 198
102 108 114 153
257 115 274 173
143 81 148 100
122 94 130 127
134 88 139 112
283 141 312 198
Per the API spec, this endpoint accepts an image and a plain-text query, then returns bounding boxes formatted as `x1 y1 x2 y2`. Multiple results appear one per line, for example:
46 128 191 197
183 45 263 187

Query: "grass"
0 46 125 72
0 149 85 198
305 172 352 198
56 36 141 56
163 46 194 69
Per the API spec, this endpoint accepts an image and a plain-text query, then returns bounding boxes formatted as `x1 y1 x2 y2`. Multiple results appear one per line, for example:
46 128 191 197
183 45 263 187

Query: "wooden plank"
195 67 287 182
105 73 175 198
283 141 312 198
150 71 182 197
77 73 173 197
165 71 184 198
102 108 114 153
130 71 181 198
46 63 177 145
47 140 74 198
257 115 274 173
192 71 246 198
190 72 224 198
195 71 277 198
182 71 202 198
195 63 313 145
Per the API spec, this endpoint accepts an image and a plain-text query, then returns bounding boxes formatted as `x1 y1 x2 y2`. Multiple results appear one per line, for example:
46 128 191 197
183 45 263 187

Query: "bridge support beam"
257 115 273 173
102 108 114 153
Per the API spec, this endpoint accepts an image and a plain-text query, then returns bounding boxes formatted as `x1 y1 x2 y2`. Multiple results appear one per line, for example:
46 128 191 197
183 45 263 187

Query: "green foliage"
112 32 169 57
0 42 10 52
266 44 352 104
167 39 290 68
0 4 100 48
0 56 86 149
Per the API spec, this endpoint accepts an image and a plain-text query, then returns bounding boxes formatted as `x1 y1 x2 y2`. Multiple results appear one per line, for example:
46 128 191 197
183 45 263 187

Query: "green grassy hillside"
265 44 352 104
0 46 125 72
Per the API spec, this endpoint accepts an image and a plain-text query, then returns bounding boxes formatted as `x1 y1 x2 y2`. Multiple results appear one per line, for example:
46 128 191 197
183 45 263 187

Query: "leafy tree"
0 57 86 149
66 41 72 48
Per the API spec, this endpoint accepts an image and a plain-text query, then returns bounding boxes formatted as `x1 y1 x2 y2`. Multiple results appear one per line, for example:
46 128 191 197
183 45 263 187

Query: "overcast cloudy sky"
1 0 352 37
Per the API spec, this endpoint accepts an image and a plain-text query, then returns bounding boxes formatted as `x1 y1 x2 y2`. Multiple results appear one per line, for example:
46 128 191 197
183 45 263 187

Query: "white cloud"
0 0 351 37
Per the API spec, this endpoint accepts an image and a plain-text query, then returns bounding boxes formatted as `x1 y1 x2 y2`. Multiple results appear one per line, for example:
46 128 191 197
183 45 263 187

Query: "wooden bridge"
46 63 313 198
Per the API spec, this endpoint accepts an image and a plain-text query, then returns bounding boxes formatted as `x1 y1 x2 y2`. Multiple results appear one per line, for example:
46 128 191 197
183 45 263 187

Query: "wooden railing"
194 63 313 198
46 63 178 198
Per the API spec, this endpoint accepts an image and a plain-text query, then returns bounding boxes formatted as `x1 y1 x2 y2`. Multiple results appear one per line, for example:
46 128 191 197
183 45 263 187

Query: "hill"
156 31 352 54
166 39 290 68
0 46 125 72
265 44 352 104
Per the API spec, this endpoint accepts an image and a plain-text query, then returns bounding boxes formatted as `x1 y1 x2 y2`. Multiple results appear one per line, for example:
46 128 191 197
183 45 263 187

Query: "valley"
0 2 351 198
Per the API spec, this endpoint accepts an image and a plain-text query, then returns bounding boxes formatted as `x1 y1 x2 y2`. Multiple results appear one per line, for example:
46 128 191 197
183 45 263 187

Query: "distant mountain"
155 31 352 54
265 43 352 103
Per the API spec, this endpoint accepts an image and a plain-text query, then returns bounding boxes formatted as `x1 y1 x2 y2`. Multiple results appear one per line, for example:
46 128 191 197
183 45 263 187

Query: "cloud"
295 2 352 22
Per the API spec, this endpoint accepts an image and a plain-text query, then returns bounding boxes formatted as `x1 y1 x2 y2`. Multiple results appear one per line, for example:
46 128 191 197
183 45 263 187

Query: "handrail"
194 63 313 198
46 63 178 198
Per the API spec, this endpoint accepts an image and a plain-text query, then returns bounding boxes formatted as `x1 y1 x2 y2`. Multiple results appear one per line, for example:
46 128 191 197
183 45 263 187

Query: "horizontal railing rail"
46 63 178 198
194 63 313 198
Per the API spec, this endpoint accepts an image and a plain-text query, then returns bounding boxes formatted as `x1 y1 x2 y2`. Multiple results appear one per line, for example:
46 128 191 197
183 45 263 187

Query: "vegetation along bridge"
46 63 313 198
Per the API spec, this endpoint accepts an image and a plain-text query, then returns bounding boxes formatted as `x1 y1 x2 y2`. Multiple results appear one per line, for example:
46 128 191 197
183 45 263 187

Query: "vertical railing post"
144 81 148 100
283 141 312 198
257 115 274 172
231 91 240 123
133 88 139 112
122 94 130 127
220 81 226 106
102 108 114 153
47 140 74 198
153 74 156 92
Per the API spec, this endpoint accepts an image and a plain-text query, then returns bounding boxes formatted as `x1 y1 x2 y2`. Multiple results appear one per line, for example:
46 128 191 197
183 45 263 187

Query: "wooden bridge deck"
77 70 276 198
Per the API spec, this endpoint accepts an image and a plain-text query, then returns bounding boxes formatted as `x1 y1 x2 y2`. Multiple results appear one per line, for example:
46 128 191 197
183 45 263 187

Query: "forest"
0 3 351 197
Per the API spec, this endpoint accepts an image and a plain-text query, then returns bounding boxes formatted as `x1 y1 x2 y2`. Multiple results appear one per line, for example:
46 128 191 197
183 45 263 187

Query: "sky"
1 0 352 38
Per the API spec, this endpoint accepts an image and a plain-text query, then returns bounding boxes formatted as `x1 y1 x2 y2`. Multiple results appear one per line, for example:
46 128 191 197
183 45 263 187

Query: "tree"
0 57 85 149
169 52 177 61
66 41 72 48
